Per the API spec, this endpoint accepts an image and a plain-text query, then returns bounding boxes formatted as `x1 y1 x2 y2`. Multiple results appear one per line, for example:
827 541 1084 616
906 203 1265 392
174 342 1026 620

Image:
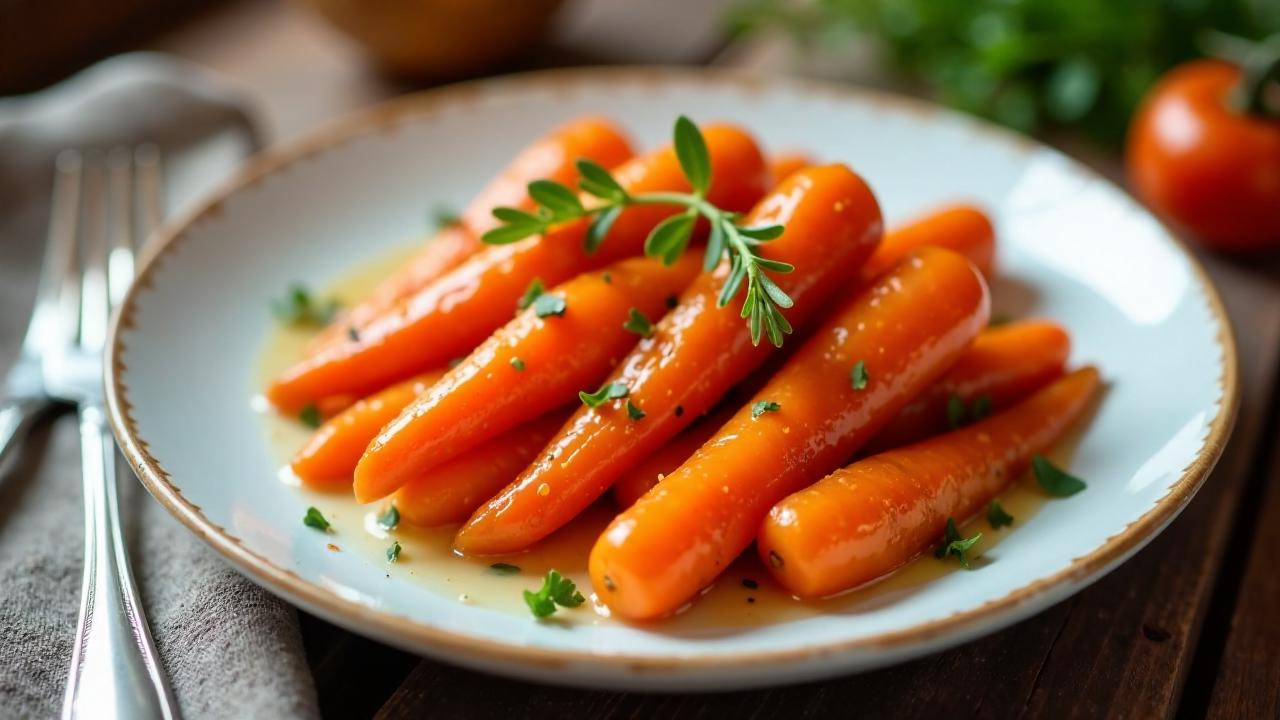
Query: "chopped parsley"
447 356 465 369
510 356 526 371
271 284 340 326
532 293 567 318
523 569 585 618
386 541 401 563
971 394 993 421
1033 455 1087 497
377 505 400 530
346 326 360 342
751 400 781 419
947 393 995 429
626 400 646 421
987 500 1014 528
601 272 613 285
934 518 981 569
298 404 322 429
516 278 545 311
489 562 521 575
850 360 869 390
432 205 460 230
579 381 629 408
303 507 330 532
623 308 655 337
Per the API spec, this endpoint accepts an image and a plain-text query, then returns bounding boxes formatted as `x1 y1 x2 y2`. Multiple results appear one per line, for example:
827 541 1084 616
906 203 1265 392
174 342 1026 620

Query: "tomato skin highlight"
1126 59 1280 253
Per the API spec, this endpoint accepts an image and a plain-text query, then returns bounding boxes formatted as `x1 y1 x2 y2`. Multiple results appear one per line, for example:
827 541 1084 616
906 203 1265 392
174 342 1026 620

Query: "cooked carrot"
768 152 813 184
454 164 885 555
611 405 730 509
266 125 768 412
306 117 635 353
861 204 995 280
392 411 570 528
760 366 1099 599
589 247 990 620
353 253 702 503
864 319 1070 452
289 369 446 488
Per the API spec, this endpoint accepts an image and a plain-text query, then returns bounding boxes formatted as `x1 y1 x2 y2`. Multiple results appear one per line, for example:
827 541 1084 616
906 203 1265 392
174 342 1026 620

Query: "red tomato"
1126 59 1280 253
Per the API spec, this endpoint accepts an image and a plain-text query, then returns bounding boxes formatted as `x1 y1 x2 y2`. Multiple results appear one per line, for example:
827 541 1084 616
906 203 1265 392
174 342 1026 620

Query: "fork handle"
0 397 52 471
63 404 178 720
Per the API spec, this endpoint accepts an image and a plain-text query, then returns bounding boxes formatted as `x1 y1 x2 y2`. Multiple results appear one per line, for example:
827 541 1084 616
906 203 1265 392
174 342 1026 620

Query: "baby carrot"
454 164 884 555
864 319 1070 453
307 117 634 353
768 152 813 184
289 369 446 488
392 412 570 528
589 247 990 620
861 204 995 280
611 405 730 509
353 253 701 503
266 125 768 412
760 366 1099 599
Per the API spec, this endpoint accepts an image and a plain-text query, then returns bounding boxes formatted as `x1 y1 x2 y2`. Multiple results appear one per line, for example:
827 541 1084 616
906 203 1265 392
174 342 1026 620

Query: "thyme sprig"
481 116 795 347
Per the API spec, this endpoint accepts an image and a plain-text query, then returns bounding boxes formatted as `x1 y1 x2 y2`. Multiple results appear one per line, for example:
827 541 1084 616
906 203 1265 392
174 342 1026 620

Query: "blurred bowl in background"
297 0 564 79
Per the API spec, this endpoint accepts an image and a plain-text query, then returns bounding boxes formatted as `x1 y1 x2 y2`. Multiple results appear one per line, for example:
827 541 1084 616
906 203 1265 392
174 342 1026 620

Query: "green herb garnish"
987 500 1014 529
489 562 521 575
934 517 981 569
303 507 330 532
1033 455 1087 497
623 308 655 337
971 394 993 421
946 394 967 430
751 400 781 419
532 293 567 318
510 357 526 371
298 404 322 428
483 117 793 347
377 505 400 530
516 278 545 311
271 284 340 326
523 569 585 618
386 541 401 563
850 360 869 390
432 205 460 230
579 381 629 408
626 400 646 421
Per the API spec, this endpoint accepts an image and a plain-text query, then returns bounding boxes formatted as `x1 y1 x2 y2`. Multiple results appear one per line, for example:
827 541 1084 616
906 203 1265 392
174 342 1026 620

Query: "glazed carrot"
590 247 990 620
392 411 570 527
760 366 1099 599
861 204 995 280
307 117 635 353
611 405 730 509
353 253 702 503
768 152 813 184
455 164 884 555
289 369 446 488
266 125 768 412
864 319 1070 453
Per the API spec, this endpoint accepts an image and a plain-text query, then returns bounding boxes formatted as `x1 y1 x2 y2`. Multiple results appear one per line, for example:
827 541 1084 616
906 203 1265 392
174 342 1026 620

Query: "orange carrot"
289 369 446 488
353 253 701 503
589 247 990 620
768 152 813 184
611 405 730 509
760 366 1099 599
307 117 634 353
861 204 995 280
865 319 1070 452
392 411 570 528
266 125 768 412
454 164 884 555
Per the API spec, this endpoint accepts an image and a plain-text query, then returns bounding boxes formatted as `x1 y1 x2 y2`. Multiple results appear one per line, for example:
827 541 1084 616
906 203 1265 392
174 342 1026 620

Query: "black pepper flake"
603 575 617 592
346 326 360 342
674 405 684 417
665 295 678 309
746 597 756 604
741 578 759 590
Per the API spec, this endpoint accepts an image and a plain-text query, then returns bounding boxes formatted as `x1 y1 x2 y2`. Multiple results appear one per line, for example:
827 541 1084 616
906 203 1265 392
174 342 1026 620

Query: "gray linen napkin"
0 53 319 720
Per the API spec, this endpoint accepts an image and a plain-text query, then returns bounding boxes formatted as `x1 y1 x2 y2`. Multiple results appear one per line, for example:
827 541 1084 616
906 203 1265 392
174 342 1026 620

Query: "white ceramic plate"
107 67 1237 691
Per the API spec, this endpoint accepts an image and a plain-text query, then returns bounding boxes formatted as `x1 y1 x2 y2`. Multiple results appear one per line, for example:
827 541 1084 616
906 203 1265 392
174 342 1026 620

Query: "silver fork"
39 148 178 720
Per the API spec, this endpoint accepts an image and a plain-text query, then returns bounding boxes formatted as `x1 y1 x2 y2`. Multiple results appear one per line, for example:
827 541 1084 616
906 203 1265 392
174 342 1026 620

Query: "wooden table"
130 1 1280 716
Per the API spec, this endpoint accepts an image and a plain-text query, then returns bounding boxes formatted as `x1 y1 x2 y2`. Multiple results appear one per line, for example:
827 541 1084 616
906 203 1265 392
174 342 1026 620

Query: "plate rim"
105 64 1241 674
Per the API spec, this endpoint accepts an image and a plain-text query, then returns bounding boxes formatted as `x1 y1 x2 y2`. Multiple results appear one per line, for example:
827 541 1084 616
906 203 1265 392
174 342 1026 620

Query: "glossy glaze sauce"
255 244 1055 628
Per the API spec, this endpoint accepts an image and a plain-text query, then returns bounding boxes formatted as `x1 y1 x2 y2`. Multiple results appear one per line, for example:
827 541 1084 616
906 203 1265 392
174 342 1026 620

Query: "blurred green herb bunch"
732 0 1279 144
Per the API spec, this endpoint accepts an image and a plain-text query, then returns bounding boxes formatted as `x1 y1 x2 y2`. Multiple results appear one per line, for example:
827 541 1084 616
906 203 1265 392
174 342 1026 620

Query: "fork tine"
134 144 163 263
24 151 84 357
78 154 110 352
106 148 134 308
